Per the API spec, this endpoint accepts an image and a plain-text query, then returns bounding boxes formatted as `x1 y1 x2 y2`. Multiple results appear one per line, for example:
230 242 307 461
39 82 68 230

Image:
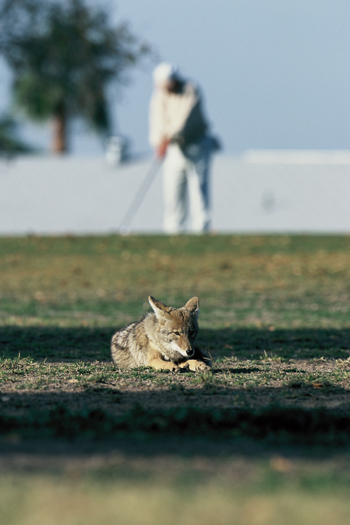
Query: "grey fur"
111 296 211 371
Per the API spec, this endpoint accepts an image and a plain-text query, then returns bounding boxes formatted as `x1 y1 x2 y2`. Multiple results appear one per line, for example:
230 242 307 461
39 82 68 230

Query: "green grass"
3 469 350 525
1 234 350 327
1 234 350 523
1 234 350 430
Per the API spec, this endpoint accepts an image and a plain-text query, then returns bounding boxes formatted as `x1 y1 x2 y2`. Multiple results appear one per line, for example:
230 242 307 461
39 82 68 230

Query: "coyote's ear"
184 297 199 317
148 296 171 318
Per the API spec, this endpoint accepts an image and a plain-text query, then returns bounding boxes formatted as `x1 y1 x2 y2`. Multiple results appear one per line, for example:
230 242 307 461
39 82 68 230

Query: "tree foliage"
0 0 151 151
0 115 34 155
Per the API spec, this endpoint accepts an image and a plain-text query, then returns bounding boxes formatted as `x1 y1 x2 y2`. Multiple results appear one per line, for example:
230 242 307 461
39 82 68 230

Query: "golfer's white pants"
163 138 211 234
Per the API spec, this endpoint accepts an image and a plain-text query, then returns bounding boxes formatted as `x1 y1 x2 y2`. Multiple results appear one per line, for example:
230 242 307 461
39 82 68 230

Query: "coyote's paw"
185 359 211 372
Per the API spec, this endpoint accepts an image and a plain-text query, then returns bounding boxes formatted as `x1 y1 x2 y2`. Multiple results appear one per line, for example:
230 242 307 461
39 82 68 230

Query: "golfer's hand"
157 139 170 158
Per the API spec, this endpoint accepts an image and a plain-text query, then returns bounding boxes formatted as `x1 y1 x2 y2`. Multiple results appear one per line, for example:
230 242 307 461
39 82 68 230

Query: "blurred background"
1 0 350 155
1 0 350 233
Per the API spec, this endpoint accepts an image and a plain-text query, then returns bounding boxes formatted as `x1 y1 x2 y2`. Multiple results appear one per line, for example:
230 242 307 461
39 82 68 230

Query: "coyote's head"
148 296 199 358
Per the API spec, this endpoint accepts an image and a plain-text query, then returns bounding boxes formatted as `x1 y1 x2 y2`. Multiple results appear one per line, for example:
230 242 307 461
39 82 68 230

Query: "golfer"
149 62 215 234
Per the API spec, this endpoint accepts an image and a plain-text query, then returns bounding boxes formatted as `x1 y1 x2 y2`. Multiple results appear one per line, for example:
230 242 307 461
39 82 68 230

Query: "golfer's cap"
153 62 178 86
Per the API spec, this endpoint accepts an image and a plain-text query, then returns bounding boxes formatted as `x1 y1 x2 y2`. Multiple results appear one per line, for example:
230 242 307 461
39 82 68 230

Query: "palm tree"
0 0 151 153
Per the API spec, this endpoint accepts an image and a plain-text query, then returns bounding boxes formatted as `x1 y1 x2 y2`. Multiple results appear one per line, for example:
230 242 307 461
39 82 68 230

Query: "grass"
1 234 350 523
3 470 350 525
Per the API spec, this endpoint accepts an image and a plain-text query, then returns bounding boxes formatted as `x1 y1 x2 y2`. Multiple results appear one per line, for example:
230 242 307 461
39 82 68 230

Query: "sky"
1 0 350 155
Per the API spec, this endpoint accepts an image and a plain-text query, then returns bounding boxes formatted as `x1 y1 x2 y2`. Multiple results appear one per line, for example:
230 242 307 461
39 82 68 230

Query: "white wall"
1 151 350 235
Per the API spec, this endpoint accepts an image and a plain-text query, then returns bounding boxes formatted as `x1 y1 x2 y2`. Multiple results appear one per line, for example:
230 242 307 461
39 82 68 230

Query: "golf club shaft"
118 158 163 232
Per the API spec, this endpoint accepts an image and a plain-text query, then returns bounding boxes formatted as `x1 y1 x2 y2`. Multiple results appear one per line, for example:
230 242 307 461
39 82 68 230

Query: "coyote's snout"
111 296 211 372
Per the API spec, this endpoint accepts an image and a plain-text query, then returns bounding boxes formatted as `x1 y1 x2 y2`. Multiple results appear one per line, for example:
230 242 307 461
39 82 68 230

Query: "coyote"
111 296 211 371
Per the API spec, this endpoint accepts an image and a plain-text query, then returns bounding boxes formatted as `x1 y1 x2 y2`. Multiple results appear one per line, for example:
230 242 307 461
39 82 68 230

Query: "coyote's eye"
173 331 181 336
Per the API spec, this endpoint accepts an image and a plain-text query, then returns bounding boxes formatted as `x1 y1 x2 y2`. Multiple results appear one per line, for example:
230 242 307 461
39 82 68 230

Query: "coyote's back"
111 296 211 372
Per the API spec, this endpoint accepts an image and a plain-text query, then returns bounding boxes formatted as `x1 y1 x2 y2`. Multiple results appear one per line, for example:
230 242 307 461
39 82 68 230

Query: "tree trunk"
52 104 67 153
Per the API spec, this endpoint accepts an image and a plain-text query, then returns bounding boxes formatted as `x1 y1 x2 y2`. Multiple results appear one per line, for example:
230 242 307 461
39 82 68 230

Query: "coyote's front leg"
148 358 179 371
147 346 179 371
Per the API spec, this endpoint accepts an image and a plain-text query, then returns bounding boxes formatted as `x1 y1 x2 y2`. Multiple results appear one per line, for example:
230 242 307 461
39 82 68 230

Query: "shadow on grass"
2 326 350 448
1 388 350 448
1 326 350 362
200 328 350 361
0 326 112 361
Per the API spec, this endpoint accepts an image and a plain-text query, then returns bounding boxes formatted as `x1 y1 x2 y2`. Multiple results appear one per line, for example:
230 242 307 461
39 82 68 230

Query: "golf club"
118 158 163 234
